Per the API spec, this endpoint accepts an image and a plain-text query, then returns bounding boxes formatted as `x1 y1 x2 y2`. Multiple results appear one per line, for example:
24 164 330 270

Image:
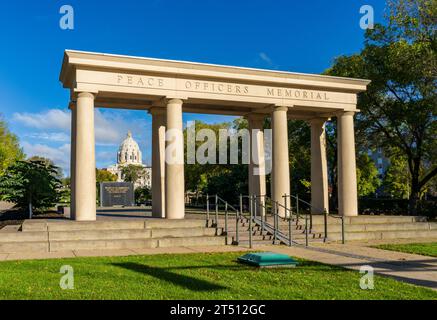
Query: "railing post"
249 195 253 249
260 197 264 230
225 202 228 235
239 194 243 217
288 211 292 247
296 194 300 225
215 194 218 232
284 194 288 218
206 194 210 227
305 215 309 247
323 210 328 242
272 201 276 244
237 194 243 245
341 216 345 244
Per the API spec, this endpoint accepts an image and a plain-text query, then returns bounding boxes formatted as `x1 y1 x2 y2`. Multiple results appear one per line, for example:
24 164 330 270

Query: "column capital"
165 96 188 103
77 92 96 99
336 110 357 117
272 105 289 112
309 116 330 124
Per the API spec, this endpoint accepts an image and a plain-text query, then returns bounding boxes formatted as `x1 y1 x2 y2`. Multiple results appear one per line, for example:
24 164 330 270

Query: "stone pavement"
0 241 435 291
258 242 437 291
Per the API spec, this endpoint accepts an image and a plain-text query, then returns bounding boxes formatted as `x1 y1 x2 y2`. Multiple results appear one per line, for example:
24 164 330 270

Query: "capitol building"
106 131 151 189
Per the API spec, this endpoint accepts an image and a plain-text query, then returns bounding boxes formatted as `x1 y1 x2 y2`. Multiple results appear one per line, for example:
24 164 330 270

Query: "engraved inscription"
115 73 331 101
117 74 165 88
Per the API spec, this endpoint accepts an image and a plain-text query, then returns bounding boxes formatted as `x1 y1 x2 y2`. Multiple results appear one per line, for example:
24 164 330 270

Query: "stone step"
50 238 157 251
0 235 227 253
145 219 206 229
21 218 208 232
327 229 437 241
293 215 427 225
157 236 226 247
150 227 217 238
0 241 49 253
305 222 436 233
234 239 283 246
49 229 152 241
0 231 48 242
0 226 218 243
22 219 146 232
227 234 275 241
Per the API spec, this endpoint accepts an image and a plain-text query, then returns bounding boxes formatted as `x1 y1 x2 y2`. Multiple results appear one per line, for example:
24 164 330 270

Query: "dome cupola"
117 131 142 164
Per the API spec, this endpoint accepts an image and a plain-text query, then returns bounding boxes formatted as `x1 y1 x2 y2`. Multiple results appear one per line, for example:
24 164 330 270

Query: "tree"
121 164 146 185
383 155 412 199
28 156 63 179
96 169 117 183
0 160 61 217
0 116 25 175
325 0 436 214
357 153 381 197
135 186 151 205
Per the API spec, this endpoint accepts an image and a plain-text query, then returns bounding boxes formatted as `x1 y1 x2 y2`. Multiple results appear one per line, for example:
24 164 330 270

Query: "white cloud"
21 142 71 175
14 108 152 173
25 132 70 142
13 109 71 131
12 108 148 146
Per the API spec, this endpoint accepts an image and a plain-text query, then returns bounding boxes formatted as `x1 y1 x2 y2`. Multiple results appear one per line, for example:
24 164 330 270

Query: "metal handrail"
251 195 294 246
282 194 345 244
206 194 241 246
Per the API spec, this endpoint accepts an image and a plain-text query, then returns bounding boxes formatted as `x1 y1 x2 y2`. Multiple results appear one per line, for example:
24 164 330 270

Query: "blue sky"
0 0 386 175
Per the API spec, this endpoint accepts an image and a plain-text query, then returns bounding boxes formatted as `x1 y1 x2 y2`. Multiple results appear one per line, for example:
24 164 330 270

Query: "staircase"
0 218 226 253
201 195 437 247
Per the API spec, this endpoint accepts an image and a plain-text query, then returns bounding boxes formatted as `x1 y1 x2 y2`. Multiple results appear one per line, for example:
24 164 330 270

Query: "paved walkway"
0 241 436 291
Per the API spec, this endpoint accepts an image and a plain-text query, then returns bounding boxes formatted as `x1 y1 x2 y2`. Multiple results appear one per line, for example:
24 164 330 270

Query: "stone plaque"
100 182 134 207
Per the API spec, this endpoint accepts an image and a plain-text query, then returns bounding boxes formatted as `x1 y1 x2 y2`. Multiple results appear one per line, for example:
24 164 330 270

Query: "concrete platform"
0 216 225 254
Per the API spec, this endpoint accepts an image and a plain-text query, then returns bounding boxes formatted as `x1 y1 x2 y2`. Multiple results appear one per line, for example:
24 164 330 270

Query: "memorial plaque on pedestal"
100 182 134 207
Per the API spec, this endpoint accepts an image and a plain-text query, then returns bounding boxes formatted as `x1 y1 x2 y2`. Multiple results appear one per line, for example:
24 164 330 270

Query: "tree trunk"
28 201 33 219
408 165 420 216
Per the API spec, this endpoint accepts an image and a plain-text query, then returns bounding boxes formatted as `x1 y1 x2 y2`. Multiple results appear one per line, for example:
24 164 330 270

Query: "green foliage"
184 120 247 199
325 0 437 214
383 155 411 198
357 154 381 197
0 116 25 175
120 165 146 184
0 160 61 212
135 186 151 205
96 169 117 183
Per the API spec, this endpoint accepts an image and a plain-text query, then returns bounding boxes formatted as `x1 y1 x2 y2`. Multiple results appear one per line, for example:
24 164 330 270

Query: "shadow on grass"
112 262 227 292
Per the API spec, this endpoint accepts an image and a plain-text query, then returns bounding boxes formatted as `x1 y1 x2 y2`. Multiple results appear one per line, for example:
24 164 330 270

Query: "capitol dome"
117 131 142 164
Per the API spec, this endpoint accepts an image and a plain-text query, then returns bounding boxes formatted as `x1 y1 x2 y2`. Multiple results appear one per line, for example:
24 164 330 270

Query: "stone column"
165 98 185 219
150 107 166 218
310 118 329 214
69 103 77 219
271 106 290 217
337 111 358 216
73 92 96 221
248 114 266 216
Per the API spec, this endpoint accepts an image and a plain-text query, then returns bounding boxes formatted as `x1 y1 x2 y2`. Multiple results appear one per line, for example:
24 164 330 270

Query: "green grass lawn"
0 252 435 300
374 243 437 258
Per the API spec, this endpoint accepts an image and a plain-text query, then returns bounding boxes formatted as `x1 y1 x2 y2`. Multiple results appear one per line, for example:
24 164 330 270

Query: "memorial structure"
60 50 370 221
